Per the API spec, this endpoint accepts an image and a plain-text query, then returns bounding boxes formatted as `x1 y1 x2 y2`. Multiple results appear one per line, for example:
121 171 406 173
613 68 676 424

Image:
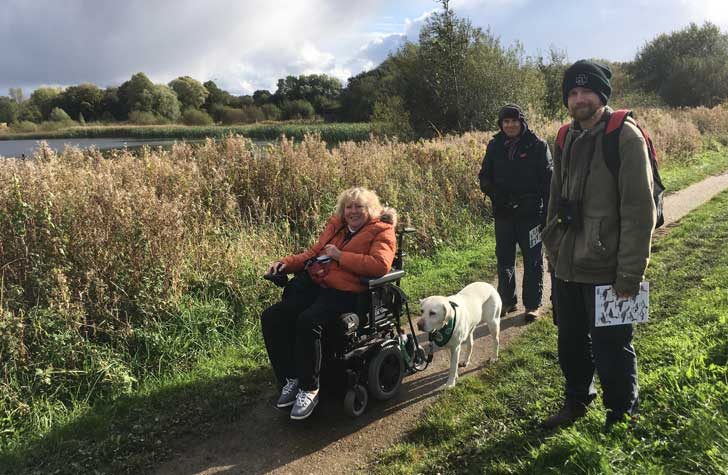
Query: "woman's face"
344 200 369 231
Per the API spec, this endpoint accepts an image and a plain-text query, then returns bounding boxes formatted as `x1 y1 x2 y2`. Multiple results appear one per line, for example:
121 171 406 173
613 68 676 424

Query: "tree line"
2 0 728 137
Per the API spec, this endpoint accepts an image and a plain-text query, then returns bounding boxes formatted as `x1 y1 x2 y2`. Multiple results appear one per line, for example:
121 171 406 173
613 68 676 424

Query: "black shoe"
542 402 588 430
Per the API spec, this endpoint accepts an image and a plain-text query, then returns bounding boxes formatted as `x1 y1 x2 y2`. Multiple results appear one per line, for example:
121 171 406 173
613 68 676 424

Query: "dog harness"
428 301 458 347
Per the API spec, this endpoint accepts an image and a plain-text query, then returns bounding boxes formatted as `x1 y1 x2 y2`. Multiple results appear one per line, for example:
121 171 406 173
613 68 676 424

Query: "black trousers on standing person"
494 214 544 310
554 278 639 422
261 274 359 392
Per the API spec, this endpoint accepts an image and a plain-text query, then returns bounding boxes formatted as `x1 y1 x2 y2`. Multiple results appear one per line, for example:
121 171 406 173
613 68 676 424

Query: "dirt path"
155 171 728 475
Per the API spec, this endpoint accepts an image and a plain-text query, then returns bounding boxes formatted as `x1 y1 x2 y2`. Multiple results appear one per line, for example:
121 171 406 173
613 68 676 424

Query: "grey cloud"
1 0 386 95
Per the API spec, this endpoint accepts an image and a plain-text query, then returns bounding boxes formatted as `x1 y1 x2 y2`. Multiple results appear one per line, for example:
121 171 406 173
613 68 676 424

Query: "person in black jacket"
478 104 552 321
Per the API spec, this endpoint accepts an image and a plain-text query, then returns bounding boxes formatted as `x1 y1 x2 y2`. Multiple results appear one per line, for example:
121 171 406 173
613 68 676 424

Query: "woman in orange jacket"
262 187 397 420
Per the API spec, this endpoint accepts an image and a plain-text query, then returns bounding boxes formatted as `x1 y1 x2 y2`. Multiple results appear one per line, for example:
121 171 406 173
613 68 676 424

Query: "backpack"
555 109 665 228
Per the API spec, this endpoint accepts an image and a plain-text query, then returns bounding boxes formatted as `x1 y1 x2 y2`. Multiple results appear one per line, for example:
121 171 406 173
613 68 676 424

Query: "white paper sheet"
594 282 649 327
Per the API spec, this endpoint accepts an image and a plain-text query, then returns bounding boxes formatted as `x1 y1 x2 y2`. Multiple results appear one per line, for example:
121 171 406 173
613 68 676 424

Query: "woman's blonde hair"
334 187 383 222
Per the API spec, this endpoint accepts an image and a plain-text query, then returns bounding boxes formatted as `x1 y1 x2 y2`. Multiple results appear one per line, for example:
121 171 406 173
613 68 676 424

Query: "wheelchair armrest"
363 270 405 289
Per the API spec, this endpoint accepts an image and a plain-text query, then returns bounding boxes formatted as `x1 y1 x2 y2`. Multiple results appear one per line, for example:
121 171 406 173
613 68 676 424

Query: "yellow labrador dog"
417 282 501 388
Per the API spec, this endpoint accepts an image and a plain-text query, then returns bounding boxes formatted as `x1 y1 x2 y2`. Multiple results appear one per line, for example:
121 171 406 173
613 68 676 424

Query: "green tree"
0 96 19 123
151 85 181 122
17 101 42 123
169 76 209 110
29 87 61 120
56 83 103 121
100 87 125 121
537 47 569 118
274 74 342 116
381 2 541 136
253 89 272 105
118 72 155 115
340 67 388 122
631 22 728 107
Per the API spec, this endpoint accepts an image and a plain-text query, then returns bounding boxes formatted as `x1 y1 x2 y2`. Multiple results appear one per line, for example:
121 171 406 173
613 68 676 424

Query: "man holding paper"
478 103 552 322
540 60 656 429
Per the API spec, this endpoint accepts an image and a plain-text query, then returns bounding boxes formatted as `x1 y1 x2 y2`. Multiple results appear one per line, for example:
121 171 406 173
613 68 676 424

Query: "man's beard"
569 103 600 122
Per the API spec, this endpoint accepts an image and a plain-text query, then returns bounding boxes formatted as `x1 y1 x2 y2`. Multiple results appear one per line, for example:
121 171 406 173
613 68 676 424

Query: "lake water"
0 137 198 158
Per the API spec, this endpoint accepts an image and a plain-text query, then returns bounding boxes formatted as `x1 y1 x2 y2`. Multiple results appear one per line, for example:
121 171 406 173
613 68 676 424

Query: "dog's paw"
489 356 499 363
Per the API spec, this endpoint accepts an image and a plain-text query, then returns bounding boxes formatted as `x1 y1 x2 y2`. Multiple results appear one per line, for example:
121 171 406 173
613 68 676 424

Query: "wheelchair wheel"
344 384 368 417
367 345 404 401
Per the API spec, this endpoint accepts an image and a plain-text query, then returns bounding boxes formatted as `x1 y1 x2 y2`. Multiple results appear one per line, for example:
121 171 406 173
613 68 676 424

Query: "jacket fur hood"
379 207 398 228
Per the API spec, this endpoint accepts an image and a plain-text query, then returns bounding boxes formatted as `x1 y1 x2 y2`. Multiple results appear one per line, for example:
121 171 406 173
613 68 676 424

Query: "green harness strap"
429 301 458 347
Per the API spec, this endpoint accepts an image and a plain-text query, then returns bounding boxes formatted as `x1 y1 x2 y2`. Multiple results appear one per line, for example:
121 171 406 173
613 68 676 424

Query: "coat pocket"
574 216 617 269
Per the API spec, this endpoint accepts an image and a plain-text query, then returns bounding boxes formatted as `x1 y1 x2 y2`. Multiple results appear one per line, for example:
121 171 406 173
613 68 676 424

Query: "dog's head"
417 296 454 333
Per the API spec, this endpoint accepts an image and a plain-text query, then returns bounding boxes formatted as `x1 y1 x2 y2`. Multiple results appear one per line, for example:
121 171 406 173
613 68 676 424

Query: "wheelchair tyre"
344 384 368 418
367 345 404 401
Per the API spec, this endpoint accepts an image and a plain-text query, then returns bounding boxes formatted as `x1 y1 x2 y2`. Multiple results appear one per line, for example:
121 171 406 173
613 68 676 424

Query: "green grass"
0 122 373 143
371 190 728 475
660 139 728 191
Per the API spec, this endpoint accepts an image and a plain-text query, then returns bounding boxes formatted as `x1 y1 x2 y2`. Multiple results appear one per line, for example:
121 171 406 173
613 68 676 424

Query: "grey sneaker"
276 378 299 408
290 389 319 420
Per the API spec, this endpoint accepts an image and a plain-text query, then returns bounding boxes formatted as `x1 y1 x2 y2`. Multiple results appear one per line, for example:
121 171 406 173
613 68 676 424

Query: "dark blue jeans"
554 278 639 420
494 215 543 310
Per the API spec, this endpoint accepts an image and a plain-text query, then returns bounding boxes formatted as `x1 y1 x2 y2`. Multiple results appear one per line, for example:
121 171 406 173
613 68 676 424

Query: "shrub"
281 99 315 120
220 107 247 124
128 110 166 125
261 103 282 121
49 107 72 122
636 108 702 162
182 109 214 126
9 120 38 133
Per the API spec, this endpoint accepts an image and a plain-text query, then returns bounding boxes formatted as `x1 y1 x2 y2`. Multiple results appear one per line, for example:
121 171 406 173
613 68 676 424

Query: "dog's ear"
441 302 452 321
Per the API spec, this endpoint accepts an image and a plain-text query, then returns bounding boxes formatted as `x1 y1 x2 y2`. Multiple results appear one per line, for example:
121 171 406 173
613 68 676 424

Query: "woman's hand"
268 261 286 274
323 244 342 261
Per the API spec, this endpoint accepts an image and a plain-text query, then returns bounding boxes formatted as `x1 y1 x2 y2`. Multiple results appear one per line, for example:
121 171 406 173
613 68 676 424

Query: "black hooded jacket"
478 127 552 219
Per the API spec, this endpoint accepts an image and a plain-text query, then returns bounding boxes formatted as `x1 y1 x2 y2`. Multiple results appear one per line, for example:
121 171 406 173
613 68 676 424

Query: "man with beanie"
478 104 552 321
541 60 656 429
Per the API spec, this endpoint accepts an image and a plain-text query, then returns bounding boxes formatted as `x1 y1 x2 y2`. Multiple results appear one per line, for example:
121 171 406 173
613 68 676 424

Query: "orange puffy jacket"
281 214 396 293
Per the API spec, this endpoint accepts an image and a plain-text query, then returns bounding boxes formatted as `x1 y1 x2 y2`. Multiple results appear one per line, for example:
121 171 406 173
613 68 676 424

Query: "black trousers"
260 275 359 391
494 214 544 310
554 278 639 420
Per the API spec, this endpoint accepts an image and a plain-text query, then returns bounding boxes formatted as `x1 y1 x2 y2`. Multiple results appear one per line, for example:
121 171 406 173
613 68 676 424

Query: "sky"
2 0 728 97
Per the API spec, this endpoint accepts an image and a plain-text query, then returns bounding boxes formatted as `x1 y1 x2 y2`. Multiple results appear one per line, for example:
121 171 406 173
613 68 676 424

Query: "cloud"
0 0 386 95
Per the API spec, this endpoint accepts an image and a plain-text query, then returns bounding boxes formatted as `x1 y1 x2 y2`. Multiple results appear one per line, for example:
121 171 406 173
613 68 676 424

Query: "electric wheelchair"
264 226 429 417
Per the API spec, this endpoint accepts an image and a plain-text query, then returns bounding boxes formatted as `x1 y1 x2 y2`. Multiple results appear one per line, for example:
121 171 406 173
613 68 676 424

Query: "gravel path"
155 171 728 475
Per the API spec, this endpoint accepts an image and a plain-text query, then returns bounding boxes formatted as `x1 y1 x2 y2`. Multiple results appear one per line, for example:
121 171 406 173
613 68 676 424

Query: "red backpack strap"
555 123 570 152
606 109 631 135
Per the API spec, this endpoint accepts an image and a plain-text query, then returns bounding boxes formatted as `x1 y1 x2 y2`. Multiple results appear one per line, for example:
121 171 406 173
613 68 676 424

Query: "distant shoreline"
0 122 373 142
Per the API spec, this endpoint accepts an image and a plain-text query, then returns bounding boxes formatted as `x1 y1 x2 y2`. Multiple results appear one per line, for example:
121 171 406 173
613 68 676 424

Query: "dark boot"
542 401 588 429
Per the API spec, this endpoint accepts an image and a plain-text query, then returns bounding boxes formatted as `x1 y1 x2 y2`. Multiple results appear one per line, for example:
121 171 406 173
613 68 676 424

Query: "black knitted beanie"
562 60 612 106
